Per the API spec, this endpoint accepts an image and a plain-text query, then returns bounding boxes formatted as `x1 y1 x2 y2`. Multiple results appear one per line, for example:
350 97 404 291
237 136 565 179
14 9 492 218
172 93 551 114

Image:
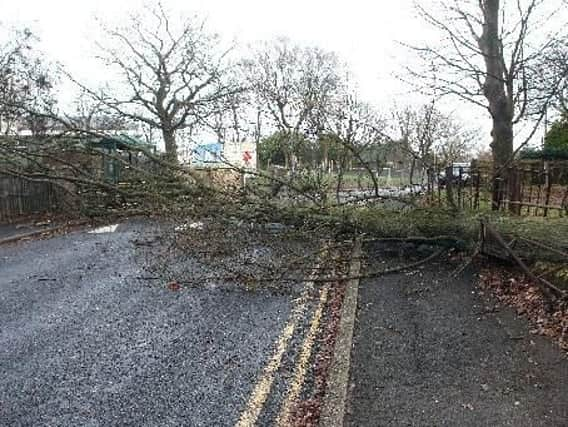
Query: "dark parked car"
438 163 471 187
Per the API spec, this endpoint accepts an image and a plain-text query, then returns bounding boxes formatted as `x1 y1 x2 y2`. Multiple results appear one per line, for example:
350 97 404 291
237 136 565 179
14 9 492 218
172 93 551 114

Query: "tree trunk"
322 139 329 172
478 0 514 210
445 166 457 210
163 129 178 164
508 166 522 215
490 113 514 209
409 159 416 186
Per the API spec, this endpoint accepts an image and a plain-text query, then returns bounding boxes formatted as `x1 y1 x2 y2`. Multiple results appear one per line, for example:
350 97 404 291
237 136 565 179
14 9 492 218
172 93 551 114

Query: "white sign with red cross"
243 150 252 165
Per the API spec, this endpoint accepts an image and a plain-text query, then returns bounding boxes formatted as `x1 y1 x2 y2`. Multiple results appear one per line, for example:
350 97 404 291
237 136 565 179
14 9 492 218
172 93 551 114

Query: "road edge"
0 220 89 246
319 239 362 427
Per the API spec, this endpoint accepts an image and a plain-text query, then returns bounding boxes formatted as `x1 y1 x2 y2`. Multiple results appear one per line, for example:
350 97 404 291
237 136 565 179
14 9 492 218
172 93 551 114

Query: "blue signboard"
192 143 223 165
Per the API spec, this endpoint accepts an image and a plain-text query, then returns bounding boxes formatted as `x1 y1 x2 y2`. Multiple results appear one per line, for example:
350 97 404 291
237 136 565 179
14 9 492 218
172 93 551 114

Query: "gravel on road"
0 220 321 426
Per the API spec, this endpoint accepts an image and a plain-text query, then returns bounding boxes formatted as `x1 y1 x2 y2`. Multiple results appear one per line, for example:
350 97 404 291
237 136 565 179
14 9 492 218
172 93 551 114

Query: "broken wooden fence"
480 220 567 301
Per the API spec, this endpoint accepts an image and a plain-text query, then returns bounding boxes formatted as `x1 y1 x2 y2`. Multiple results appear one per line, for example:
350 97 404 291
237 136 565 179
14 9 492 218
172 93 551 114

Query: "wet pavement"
0 220 324 426
345 243 568 426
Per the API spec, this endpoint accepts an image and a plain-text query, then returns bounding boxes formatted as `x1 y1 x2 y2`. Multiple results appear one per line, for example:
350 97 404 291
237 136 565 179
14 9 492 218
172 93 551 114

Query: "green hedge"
519 146 568 160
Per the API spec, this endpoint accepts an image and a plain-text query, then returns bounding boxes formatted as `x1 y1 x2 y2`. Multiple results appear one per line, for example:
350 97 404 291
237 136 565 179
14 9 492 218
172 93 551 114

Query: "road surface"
345 242 568 426
0 220 333 426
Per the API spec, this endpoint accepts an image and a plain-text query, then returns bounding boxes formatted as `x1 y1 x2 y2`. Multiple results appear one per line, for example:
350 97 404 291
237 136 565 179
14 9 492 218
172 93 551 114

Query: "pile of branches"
0 132 228 218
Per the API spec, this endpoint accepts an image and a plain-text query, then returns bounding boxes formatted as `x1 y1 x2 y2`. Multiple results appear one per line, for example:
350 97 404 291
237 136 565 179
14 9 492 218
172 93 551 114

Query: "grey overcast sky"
3 0 563 148
1 0 426 105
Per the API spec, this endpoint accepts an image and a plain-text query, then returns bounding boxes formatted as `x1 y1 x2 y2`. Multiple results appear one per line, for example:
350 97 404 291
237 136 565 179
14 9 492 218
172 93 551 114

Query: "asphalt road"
7 222 564 427
0 221 325 426
345 242 568 427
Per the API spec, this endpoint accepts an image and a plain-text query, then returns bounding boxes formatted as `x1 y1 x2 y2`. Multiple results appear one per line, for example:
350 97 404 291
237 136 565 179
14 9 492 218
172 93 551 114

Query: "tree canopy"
544 116 568 155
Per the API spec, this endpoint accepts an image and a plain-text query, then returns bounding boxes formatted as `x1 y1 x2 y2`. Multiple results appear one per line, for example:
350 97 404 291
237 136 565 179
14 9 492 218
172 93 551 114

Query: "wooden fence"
0 175 60 222
427 160 568 217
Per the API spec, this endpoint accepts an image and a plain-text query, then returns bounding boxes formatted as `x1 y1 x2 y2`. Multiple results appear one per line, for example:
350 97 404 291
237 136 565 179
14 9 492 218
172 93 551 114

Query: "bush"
519 146 568 160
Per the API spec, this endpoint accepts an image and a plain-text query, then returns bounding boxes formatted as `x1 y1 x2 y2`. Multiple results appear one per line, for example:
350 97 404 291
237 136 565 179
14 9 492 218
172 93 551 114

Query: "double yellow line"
235 288 311 427
236 259 331 427
275 285 329 427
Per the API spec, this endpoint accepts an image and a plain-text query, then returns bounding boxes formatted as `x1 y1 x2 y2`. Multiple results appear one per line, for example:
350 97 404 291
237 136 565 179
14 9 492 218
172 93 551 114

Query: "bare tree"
543 39 568 115
408 0 567 207
66 88 128 132
327 90 386 196
395 102 440 185
0 26 57 136
206 67 260 146
393 102 475 182
91 4 236 162
244 38 343 170
432 121 476 167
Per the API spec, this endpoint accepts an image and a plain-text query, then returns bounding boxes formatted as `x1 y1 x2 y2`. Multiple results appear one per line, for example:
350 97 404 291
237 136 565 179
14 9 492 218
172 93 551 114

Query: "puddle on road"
175 222 204 232
89 224 119 234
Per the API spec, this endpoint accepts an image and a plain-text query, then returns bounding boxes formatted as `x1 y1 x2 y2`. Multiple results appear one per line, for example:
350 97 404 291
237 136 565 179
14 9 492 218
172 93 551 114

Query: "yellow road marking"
235 289 311 427
236 245 329 427
275 285 330 427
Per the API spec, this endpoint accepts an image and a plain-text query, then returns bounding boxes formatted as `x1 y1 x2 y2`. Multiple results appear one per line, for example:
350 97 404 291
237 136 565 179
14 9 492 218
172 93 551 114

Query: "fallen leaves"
288 261 348 427
479 268 568 352
167 281 181 291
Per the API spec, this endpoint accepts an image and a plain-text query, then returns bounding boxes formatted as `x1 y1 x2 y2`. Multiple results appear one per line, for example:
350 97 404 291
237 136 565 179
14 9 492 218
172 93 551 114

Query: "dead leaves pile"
479 269 568 352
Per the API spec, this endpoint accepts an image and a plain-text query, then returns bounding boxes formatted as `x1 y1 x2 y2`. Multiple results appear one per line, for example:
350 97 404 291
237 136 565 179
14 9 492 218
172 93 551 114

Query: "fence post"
543 161 553 218
445 166 457 210
508 166 522 215
457 167 463 209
